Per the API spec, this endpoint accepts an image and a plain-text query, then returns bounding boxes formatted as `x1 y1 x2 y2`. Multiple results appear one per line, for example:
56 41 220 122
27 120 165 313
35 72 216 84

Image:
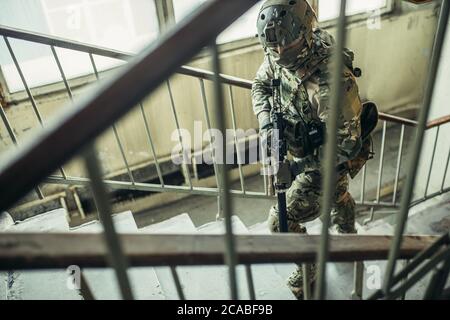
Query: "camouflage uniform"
252 27 363 297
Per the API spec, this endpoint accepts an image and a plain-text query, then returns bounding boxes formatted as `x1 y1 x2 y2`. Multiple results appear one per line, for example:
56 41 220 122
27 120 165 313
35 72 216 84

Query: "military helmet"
257 0 317 62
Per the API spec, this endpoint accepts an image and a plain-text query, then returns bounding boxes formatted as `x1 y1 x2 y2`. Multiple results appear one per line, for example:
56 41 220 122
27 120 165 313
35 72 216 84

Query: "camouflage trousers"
268 170 357 295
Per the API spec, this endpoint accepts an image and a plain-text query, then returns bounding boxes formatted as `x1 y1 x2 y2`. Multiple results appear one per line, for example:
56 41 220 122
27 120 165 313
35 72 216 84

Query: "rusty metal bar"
0 0 259 213
426 114 450 129
383 0 450 297
315 0 347 300
84 145 134 300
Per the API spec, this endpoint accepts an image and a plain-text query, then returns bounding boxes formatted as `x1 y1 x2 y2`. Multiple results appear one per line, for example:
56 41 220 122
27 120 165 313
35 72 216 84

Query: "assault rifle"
270 79 291 233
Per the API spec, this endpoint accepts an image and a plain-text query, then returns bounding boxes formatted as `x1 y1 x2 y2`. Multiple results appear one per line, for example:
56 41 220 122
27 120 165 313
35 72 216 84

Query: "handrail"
2 24 444 127
0 233 438 270
0 0 260 213
0 25 253 90
427 114 450 129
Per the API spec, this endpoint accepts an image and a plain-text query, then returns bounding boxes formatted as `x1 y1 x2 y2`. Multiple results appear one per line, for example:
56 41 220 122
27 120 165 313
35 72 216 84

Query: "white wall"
415 16 450 199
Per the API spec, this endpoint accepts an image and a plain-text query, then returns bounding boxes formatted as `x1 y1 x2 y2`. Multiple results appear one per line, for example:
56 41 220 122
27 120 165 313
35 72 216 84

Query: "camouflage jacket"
251 29 363 171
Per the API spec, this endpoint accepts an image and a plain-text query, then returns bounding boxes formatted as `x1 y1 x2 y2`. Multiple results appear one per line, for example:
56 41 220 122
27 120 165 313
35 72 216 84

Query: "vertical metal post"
314 0 347 300
383 0 450 297
261 139 269 196
352 261 364 300
228 86 246 194
302 264 312 300
360 165 367 204
400 260 409 300
199 79 221 189
0 102 44 199
376 121 387 205
79 272 95 300
393 125 405 204
424 126 440 198
368 120 387 222
245 265 256 300
88 54 135 184
211 41 238 300
441 146 450 192
112 125 136 184
84 145 134 300
139 102 165 187
51 46 73 100
3 36 67 179
423 257 450 300
170 266 186 300
166 80 193 189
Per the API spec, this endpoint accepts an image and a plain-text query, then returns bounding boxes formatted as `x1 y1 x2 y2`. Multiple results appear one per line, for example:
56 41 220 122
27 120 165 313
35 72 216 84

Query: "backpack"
345 101 378 179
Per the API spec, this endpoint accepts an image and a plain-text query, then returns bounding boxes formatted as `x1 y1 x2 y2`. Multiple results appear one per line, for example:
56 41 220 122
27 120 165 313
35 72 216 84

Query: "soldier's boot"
268 207 316 299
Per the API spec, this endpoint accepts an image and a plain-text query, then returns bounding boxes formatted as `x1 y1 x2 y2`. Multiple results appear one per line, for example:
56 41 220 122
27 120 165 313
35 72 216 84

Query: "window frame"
317 0 396 28
0 0 164 102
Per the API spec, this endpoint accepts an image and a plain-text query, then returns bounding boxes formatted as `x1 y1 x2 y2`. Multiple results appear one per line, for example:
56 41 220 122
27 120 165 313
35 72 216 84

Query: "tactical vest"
271 54 375 178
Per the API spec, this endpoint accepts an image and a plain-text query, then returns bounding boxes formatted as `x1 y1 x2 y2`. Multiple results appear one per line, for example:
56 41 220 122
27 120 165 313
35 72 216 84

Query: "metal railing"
2 23 448 214
0 0 449 300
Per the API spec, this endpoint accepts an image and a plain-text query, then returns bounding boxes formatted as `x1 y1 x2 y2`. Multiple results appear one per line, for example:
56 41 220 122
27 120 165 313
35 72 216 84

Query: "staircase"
1 193 449 300
0 209 295 300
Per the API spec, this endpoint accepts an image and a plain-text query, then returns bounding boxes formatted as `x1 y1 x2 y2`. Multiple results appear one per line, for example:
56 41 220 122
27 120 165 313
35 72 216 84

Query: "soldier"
252 0 364 299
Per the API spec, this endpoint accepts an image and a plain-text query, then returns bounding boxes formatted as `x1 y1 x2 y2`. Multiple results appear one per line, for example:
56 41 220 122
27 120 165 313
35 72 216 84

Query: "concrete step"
3 208 82 300
4 209 164 300
212 216 295 300
72 211 165 300
197 216 254 300
140 213 231 300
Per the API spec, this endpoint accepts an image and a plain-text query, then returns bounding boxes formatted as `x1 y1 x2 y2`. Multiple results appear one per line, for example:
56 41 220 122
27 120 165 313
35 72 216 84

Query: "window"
318 0 389 22
172 0 263 44
0 0 159 93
